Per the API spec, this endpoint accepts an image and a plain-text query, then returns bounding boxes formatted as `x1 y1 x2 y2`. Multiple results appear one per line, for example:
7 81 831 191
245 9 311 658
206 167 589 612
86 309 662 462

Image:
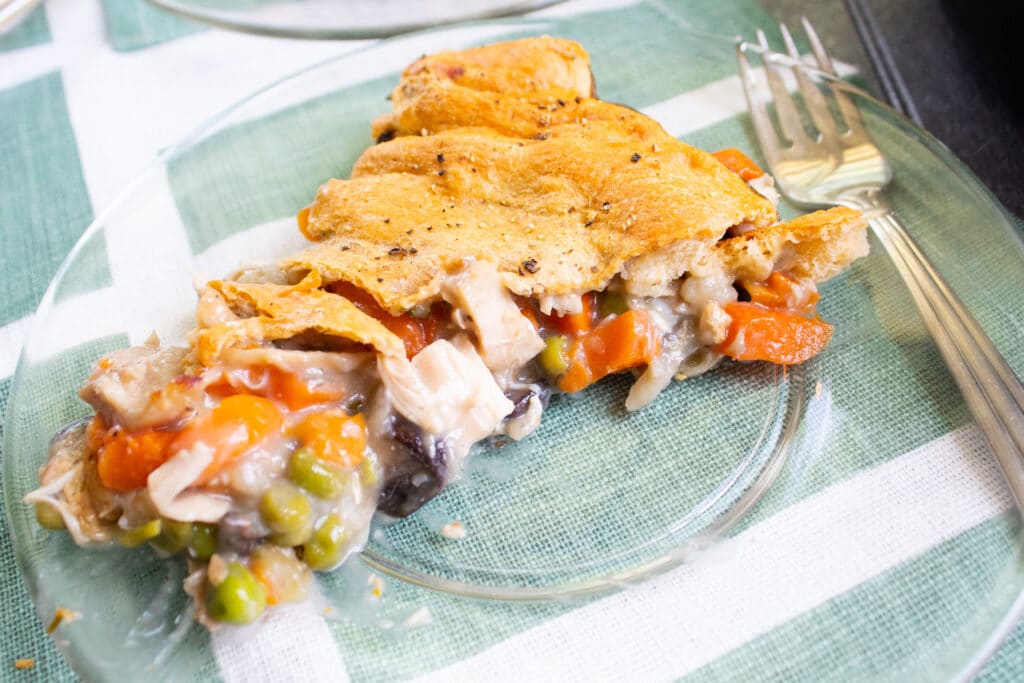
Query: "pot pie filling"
27 38 868 627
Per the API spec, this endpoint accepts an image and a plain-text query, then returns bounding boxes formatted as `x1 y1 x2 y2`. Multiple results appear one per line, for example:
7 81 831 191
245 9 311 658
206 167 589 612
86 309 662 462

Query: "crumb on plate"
367 573 384 597
47 607 81 634
403 607 433 628
441 521 466 540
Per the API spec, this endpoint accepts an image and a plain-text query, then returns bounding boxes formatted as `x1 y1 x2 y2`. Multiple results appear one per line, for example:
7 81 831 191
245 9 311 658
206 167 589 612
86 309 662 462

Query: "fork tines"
737 18 867 163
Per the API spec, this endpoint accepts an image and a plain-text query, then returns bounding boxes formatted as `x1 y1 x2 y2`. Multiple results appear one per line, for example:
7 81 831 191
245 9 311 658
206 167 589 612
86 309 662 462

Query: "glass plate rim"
143 0 569 40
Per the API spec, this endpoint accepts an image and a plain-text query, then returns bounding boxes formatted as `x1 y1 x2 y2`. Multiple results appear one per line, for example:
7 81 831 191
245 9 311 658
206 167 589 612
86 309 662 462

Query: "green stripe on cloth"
686 513 1022 682
99 0 202 52
0 378 77 681
0 5 50 52
979 620 1024 682
0 72 102 327
975 214 1024 682
168 74 397 255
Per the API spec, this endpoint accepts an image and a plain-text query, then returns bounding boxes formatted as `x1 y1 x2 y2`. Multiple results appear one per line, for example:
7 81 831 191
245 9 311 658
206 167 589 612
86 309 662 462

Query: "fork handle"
850 196 1024 507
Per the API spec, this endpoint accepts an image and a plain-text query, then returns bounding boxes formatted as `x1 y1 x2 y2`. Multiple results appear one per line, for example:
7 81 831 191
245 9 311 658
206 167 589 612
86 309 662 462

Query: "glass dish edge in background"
143 0 568 40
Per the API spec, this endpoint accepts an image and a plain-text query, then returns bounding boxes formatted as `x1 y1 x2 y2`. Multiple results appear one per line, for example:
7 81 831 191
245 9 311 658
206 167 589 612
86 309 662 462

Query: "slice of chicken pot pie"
27 37 868 627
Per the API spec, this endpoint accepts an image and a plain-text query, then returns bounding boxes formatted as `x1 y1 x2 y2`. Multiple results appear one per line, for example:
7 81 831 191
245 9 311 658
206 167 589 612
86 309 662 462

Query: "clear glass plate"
4 5 1024 681
144 0 566 39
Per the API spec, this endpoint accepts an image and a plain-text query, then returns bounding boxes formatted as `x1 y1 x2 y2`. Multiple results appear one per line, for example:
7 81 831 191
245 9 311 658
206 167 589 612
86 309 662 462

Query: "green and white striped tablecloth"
1 0 1023 679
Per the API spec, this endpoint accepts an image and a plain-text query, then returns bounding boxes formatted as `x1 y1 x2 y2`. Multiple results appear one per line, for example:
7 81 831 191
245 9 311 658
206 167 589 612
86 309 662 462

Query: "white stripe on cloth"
643 59 857 137
413 424 1010 683
0 313 31 378
212 599 350 683
0 41 62 91
49 8 361 212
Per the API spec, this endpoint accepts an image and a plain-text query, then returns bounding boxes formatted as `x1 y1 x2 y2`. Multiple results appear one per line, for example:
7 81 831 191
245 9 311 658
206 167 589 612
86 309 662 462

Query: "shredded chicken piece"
537 293 584 316
626 334 687 411
379 336 514 465
505 394 543 440
748 174 780 206
441 260 544 373
195 286 240 328
25 421 117 544
147 445 231 523
79 341 194 430
699 302 732 346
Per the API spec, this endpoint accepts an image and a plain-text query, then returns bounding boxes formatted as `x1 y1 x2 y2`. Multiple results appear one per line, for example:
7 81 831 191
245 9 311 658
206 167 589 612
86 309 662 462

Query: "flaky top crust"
294 38 781 313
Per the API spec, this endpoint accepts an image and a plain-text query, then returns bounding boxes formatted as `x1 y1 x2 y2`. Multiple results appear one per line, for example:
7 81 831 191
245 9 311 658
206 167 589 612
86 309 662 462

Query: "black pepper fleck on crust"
376 129 396 144
601 201 611 212
436 153 445 163
631 152 642 163
388 247 406 256
438 169 446 176
522 259 539 274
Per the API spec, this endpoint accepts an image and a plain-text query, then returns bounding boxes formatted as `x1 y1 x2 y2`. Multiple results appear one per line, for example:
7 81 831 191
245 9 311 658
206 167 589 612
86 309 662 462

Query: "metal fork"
737 19 1024 509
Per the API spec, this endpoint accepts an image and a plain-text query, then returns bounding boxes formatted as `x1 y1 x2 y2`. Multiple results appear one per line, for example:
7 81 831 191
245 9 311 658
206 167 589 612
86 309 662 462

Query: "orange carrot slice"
547 292 598 337
559 309 662 392
293 410 366 468
327 281 443 358
717 302 832 365
170 394 284 484
741 272 820 313
95 422 178 492
712 147 765 181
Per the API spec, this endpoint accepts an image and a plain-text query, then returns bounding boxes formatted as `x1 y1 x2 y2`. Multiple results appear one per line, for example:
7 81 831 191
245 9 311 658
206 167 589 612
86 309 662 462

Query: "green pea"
260 482 313 546
34 503 66 531
150 520 194 554
302 514 350 571
206 562 266 625
359 455 379 488
288 448 347 500
407 302 432 319
188 523 218 560
537 335 571 377
118 519 162 548
598 291 629 317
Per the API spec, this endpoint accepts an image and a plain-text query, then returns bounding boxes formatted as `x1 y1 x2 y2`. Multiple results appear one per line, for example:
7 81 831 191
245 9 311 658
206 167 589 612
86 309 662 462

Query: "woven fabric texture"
1 1 1023 680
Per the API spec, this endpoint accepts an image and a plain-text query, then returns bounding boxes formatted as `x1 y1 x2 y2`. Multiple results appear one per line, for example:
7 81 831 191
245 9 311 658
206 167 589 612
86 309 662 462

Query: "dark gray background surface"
765 0 1022 217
